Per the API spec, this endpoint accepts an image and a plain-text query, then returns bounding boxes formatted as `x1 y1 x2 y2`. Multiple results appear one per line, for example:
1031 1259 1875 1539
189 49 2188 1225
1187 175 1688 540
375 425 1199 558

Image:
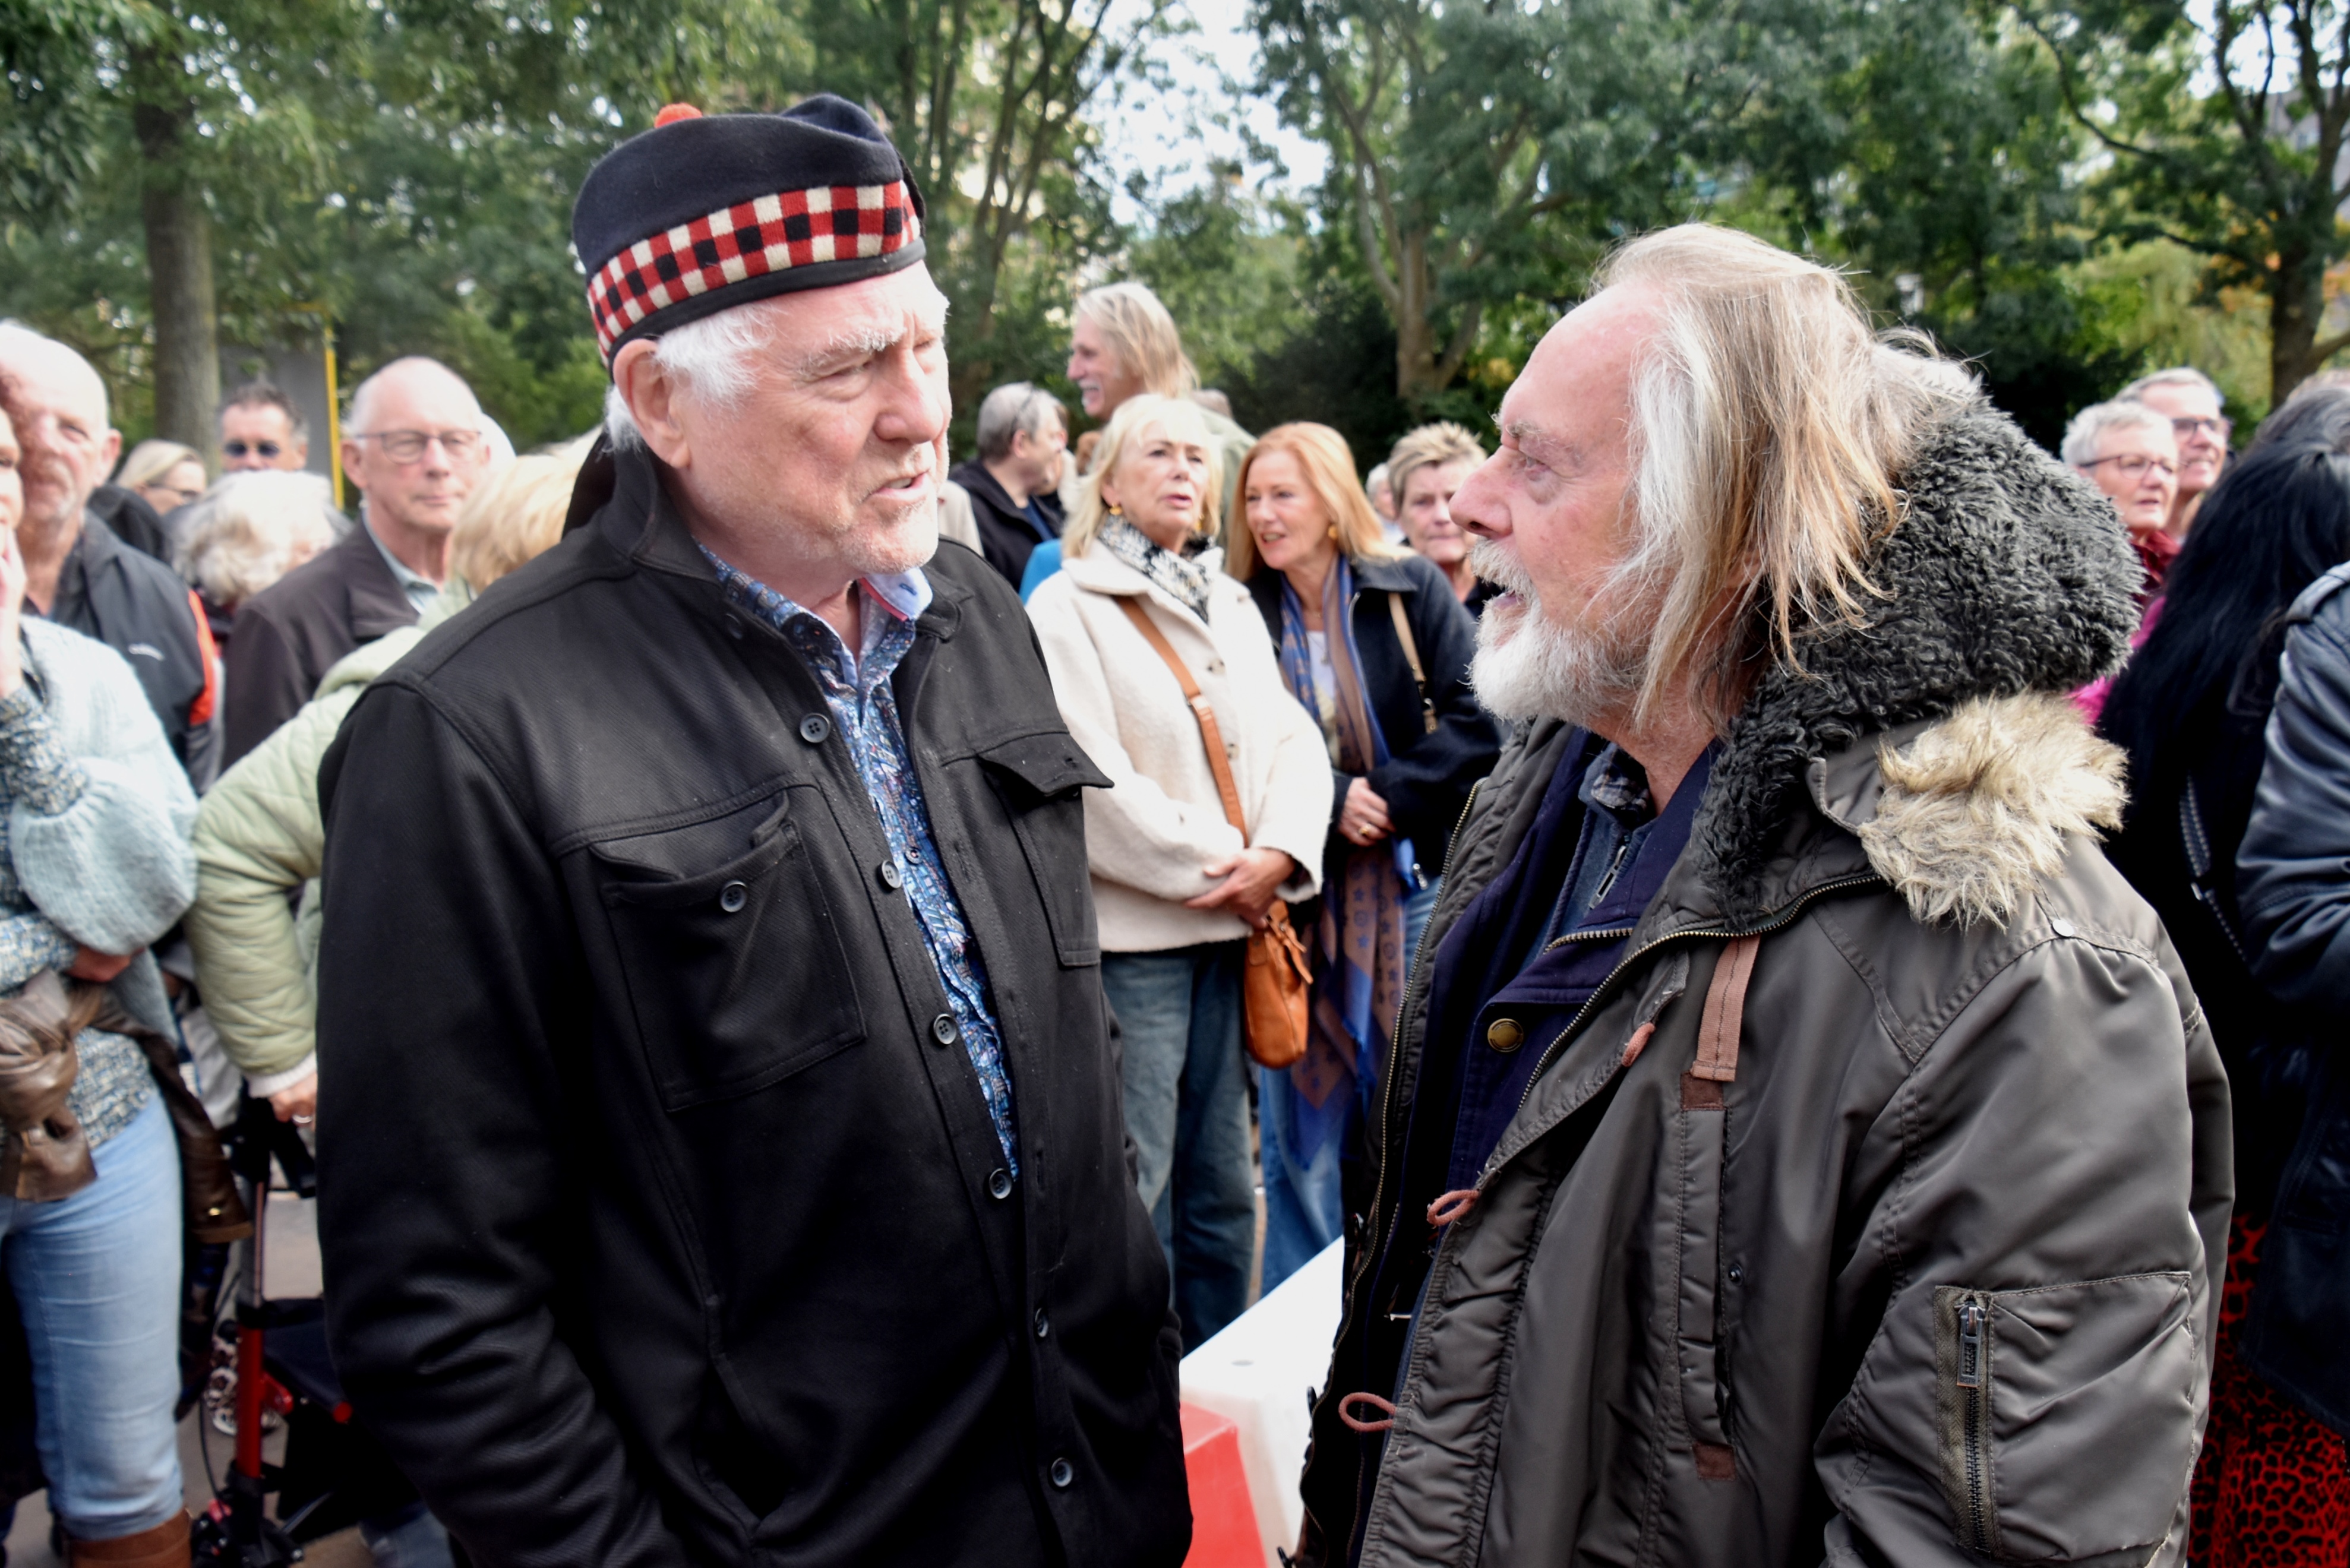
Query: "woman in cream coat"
1028 394 1330 1348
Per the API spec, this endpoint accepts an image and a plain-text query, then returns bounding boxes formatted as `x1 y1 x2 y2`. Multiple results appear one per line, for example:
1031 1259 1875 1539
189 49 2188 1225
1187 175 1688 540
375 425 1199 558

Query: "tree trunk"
130 48 218 463
2266 238 2329 407
140 185 217 460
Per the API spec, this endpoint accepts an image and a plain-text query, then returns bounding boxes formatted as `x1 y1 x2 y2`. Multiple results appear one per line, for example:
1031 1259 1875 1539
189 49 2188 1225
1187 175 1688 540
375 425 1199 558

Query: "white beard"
1468 540 1658 727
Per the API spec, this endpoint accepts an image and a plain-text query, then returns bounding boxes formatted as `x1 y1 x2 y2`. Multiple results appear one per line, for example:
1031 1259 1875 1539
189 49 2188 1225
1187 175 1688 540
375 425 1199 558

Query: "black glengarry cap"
573 94 927 366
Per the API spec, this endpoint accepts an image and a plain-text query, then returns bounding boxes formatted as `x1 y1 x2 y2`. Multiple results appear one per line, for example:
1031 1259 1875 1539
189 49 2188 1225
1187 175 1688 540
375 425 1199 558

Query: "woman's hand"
0 524 26 701
270 1071 318 1126
1185 846 1298 928
1340 777 1394 845
65 946 134 984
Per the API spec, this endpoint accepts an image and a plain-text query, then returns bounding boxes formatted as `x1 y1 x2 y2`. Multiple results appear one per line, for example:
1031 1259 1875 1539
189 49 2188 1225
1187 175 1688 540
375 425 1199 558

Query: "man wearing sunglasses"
219 381 311 475
222 357 491 765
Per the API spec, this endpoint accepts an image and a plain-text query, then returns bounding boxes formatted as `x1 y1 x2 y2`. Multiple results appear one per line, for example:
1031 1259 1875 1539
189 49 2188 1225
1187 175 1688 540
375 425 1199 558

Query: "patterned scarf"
1275 556 1408 1162
1098 511 1216 619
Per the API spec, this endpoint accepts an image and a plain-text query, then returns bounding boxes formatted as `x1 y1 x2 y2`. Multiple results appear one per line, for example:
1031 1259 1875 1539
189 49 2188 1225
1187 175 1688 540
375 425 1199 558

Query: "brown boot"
66 1510 191 1568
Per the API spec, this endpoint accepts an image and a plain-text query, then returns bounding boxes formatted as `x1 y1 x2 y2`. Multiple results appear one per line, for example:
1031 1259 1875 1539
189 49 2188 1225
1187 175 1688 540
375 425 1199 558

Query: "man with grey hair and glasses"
221 355 492 763
1296 223 2226 1567
311 96 1185 1566
2121 365 2230 536
949 380 1067 586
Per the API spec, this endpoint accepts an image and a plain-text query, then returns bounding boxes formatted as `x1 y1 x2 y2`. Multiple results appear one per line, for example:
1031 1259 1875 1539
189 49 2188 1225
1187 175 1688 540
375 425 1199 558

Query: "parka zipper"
1953 1293 1995 1551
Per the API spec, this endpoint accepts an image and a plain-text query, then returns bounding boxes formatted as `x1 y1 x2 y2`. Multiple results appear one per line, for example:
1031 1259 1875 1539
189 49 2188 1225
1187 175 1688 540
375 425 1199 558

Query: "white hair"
604 304 779 451
2118 365 2223 406
2061 399 2175 467
175 470 337 611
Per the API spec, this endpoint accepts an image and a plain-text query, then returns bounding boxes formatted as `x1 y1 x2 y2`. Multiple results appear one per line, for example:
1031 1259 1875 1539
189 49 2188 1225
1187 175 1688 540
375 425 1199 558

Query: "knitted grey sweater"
0 618 198 1147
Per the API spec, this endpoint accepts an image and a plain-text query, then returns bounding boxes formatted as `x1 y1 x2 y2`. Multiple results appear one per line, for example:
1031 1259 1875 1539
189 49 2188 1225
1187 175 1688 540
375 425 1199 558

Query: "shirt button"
931 1013 958 1047
1048 1457 1074 1489
1034 1308 1050 1339
718 881 748 914
988 1168 1013 1200
799 713 831 745
1486 1019 1525 1052
879 861 904 890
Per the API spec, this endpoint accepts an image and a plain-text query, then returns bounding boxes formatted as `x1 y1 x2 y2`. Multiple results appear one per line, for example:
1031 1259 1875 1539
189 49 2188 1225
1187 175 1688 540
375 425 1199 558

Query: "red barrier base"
1180 1402 1262 1568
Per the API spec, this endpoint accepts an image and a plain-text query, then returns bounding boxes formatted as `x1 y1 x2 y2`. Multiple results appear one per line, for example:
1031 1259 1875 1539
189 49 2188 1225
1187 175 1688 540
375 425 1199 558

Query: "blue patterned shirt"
702 548 1019 1171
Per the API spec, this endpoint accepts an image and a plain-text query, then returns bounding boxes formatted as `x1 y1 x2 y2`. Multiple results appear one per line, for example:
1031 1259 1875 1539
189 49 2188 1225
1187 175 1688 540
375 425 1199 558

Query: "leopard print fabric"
2191 1216 2350 1567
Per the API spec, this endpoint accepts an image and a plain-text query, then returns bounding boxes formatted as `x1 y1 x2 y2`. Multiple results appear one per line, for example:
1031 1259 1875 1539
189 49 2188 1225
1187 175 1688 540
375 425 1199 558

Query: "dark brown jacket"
222 518 417 766
1300 403 2232 1568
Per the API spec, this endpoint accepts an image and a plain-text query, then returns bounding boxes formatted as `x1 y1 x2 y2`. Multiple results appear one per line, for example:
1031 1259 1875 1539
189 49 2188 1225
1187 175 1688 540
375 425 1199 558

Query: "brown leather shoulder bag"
1116 596 1312 1070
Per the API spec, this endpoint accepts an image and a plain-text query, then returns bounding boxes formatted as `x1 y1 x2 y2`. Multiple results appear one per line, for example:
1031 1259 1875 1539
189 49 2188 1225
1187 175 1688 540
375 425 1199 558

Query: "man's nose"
876 363 949 447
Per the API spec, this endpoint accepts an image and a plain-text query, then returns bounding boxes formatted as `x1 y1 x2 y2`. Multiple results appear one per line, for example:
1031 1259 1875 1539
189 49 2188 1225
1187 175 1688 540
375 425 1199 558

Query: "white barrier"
1179 1240 1347 1568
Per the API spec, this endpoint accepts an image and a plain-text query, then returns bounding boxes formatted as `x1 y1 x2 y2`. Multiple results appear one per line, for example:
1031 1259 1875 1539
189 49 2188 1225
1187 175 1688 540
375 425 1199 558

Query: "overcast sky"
1092 0 1329 224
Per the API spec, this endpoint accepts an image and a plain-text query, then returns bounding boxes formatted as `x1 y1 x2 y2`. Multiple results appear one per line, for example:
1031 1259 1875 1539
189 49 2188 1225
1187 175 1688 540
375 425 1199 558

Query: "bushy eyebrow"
1501 417 1571 469
794 301 950 380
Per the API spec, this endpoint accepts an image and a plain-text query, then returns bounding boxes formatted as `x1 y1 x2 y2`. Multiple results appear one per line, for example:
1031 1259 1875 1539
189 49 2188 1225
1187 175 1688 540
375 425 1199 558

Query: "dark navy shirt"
1440 742 1717 1193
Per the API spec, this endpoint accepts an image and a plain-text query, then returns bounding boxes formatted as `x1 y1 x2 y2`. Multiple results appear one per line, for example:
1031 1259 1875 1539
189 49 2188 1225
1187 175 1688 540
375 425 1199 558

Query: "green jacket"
186 586 468 1087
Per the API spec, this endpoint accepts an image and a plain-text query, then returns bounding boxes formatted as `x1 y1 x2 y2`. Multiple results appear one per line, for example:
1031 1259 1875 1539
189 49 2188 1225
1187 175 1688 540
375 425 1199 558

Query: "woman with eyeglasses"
115 441 207 521
2062 399 2183 600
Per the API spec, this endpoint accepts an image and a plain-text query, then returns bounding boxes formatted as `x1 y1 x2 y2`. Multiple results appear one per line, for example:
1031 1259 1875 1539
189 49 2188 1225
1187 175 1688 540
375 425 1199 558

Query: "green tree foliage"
2023 0 2350 403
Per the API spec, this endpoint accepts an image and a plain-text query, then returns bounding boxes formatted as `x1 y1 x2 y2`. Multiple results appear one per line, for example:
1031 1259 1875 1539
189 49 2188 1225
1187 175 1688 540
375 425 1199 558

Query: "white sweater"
1027 543 1331 953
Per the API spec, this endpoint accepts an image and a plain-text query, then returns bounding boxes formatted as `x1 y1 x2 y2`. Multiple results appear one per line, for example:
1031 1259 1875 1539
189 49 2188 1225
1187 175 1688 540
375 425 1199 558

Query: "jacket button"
2051 917 2077 938
718 881 748 913
1034 1308 1050 1339
988 1168 1013 1200
724 615 745 640
879 860 903 890
931 1013 958 1047
1048 1457 1074 1488
799 713 831 745
1486 1019 1525 1052
1726 1264 1744 1285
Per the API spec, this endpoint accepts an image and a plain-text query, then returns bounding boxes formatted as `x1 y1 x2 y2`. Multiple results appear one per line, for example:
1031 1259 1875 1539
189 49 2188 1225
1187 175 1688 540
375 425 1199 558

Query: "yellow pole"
290 304 343 510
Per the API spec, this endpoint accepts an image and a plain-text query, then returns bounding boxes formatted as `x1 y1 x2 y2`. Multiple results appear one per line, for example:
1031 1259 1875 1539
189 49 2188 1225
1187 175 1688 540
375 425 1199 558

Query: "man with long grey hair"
1297 224 2228 1566
314 97 1186 1565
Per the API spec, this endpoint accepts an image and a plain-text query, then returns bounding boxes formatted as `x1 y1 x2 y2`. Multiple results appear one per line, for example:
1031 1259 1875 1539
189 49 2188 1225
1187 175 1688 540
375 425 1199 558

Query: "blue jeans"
1101 942 1255 1349
0 1094 184 1540
1259 1064 1347 1292
1259 875 1444 1293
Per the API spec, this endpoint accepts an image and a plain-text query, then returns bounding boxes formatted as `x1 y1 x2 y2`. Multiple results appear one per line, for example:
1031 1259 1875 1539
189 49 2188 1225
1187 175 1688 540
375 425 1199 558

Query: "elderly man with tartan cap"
312 96 1189 1567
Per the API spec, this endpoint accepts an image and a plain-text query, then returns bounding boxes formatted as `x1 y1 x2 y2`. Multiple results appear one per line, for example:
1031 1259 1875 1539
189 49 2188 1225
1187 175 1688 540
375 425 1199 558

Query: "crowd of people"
0 90 2340 1568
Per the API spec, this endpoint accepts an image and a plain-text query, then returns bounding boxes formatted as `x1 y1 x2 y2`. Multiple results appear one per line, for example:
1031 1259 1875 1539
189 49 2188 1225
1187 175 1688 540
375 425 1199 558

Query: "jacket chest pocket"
594 799 865 1111
976 734 1111 968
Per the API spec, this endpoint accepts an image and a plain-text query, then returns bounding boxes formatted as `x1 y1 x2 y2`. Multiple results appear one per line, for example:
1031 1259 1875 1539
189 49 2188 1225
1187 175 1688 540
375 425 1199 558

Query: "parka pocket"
595 798 865 1111
1932 1273 2200 1563
976 732 1110 967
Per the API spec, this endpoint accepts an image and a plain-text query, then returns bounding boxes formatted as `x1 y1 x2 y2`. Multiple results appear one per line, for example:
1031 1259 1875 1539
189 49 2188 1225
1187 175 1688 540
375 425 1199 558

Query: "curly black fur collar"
1691 403 2140 921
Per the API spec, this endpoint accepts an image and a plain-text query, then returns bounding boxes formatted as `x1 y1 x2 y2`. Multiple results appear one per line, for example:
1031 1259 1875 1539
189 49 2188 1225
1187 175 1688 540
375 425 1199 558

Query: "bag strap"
1386 592 1439 735
1117 596 1248 836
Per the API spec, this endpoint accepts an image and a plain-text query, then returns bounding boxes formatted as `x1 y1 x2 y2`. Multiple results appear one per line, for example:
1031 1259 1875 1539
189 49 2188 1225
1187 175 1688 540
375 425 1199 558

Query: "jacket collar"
587 438 972 643
1060 539 1230 627
336 517 421 641
1243 550 1422 616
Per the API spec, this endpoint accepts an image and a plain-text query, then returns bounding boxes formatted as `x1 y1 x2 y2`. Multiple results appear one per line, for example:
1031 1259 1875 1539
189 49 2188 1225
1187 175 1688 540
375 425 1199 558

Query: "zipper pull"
1956 1299 1985 1389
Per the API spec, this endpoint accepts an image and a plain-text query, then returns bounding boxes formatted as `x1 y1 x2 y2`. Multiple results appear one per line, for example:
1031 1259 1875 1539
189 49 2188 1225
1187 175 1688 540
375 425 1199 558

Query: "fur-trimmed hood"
1690 401 2140 925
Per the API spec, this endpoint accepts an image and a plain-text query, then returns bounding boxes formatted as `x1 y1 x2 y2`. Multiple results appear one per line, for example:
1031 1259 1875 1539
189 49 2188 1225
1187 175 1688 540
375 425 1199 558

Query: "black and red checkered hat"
573 94 927 366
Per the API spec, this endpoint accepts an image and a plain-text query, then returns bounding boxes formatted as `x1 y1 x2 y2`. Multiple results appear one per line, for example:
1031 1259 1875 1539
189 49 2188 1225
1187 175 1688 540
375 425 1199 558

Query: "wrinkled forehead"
0 339 108 428
2099 419 2178 458
774 269 949 368
2136 380 2222 421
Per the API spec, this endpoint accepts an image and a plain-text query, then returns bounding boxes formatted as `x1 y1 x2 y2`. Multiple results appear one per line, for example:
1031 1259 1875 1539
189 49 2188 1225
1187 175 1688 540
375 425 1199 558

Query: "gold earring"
1107 502 1124 517
1328 524 1340 539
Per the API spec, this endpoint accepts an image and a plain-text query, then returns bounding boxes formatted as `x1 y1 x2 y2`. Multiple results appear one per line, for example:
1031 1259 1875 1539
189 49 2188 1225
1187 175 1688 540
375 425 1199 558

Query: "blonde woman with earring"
1026 394 1329 1348
1230 423 1499 1289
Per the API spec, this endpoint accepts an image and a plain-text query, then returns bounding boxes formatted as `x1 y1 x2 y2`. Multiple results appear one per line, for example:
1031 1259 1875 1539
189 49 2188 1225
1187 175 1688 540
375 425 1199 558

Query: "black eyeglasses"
352 429 482 463
222 440 282 460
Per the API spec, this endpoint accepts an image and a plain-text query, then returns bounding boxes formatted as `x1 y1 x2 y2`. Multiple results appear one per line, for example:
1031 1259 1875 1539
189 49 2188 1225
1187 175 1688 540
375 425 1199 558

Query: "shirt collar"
1577 742 1656 830
364 510 444 612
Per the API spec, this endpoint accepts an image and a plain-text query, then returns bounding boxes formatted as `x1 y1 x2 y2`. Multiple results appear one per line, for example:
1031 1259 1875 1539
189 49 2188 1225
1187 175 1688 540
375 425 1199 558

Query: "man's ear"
611 340 692 470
